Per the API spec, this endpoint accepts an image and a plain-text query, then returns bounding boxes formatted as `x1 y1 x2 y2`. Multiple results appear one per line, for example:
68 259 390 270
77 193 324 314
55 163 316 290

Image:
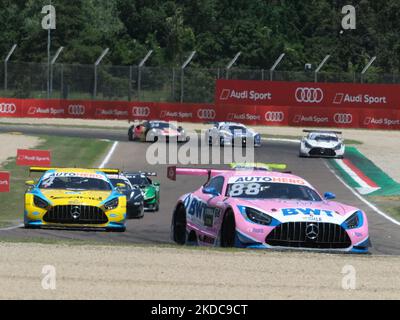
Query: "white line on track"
324 161 400 227
0 224 23 231
99 141 119 168
265 138 299 143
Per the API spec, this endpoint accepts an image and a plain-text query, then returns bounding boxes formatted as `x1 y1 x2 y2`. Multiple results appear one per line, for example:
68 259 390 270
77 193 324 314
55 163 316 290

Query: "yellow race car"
24 167 127 232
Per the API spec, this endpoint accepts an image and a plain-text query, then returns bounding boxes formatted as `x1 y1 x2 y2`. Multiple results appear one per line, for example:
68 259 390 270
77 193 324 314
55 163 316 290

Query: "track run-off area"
0 124 399 256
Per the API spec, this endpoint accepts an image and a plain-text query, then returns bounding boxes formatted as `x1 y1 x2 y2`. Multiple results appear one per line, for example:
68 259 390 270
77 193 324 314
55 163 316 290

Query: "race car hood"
234 198 358 224
143 185 156 199
38 189 113 205
305 140 341 148
155 128 181 136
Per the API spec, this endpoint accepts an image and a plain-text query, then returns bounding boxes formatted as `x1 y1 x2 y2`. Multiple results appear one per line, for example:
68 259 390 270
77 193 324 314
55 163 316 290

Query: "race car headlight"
344 211 363 229
242 207 272 226
334 143 343 150
104 198 119 210
144 195 155 201
33 196 49 209
305 142 313 149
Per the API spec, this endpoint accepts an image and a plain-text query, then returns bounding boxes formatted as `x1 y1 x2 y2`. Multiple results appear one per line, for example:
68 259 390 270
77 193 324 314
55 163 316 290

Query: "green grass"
0 135 111 226
368 196 400 221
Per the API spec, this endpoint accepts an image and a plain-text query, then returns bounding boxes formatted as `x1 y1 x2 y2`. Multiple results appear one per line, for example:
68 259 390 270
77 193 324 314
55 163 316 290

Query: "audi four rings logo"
334 113 353 124
295 87 324 103
197 109 216 120
265 111 284 122
68 105 85 115
0 103 17 114
305 223 319 240
132 106 150 117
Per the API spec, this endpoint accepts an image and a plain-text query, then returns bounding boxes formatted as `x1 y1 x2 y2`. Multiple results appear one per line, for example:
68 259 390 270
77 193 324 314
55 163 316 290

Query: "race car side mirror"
324 192 336 200
202 186 220 196
153 181 160 187
177 126 183 132
25 180 35 187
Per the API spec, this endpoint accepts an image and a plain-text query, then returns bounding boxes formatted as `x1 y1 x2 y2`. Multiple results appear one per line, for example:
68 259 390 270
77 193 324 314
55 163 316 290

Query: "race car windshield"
150 122 176 130
311 135 338 142
127 176 149 186
39 177 112 191
228 126 246 133
226 182 322 201
109 178 132 191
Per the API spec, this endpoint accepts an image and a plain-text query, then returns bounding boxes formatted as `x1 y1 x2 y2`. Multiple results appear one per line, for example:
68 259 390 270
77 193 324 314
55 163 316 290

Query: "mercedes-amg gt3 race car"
24 167 127 231
107 174 144 219
128 120 188 142
168 165 369 253
299 130 345 158
205 122 261 147
124 172 160 211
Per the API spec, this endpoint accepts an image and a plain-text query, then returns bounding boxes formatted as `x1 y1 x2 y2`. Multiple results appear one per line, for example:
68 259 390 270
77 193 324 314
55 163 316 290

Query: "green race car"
124 172 160 211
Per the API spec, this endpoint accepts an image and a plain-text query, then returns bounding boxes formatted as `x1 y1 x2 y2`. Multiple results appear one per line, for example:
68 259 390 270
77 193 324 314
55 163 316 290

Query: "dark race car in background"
128 120 188 143
107 174 144 219
124 172 160 211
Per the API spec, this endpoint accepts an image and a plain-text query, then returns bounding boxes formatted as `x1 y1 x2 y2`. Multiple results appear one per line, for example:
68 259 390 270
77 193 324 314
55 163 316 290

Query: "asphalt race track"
0 124 399 255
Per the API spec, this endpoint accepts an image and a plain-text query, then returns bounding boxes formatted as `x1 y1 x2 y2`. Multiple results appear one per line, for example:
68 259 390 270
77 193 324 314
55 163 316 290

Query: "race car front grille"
265 222 351 249
309 148 336 157
43 205 108 225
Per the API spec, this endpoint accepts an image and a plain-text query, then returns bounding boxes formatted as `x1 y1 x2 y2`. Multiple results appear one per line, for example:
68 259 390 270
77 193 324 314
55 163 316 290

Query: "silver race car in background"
205 122 261 147
299 130 345 158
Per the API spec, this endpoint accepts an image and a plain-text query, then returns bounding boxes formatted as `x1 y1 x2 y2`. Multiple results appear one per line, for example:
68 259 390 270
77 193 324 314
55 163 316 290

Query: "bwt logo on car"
334 113 353 124
295 87 324 103
293 115 329 124
227 113 261 121
265 111 284 122
0 103 17 114
132 106 150 117
197 109 216 120
219 89 272 102
68 105 85 115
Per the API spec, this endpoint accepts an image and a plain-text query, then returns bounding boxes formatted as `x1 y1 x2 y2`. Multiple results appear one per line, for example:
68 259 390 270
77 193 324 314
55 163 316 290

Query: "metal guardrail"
1 62 400 103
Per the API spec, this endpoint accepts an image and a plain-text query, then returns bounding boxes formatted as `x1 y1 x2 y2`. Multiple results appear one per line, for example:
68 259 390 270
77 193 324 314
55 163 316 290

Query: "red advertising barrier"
216 79 400 110
17 149 51 167
1 95 400 130
0 172 10 192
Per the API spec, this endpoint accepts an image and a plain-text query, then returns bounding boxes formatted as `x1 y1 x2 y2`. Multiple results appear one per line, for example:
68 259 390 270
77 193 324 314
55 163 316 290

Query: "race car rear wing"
167 166 229 181
29 167 120 174
303 130 342 134
124 171 157 177
167 163 289 181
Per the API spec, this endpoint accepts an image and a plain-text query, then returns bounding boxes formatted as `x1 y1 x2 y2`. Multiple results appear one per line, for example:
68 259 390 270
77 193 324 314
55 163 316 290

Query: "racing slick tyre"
221 210 236 247
128 133 134 141
172 204 187 245
155 201 160 212
220 137 225 147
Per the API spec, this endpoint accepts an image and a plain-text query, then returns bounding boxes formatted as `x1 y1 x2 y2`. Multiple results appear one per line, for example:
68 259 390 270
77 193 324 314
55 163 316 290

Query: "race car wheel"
221 210 236 247
155 201 160 212
220 137 225 147
172 204 187 245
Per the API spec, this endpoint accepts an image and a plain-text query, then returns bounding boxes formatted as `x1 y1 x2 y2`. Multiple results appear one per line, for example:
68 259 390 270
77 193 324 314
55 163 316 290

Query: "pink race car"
168 165 370 253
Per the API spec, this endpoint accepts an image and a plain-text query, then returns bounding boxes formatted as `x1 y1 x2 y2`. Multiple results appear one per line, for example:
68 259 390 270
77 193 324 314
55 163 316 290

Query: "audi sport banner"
2 97 400 130
0 172 10 193
17 149 51 167
216 79 400 109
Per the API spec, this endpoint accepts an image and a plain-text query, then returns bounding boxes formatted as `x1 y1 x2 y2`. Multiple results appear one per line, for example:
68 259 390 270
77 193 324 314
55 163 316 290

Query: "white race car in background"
205 122 261 147
299 130 345 158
